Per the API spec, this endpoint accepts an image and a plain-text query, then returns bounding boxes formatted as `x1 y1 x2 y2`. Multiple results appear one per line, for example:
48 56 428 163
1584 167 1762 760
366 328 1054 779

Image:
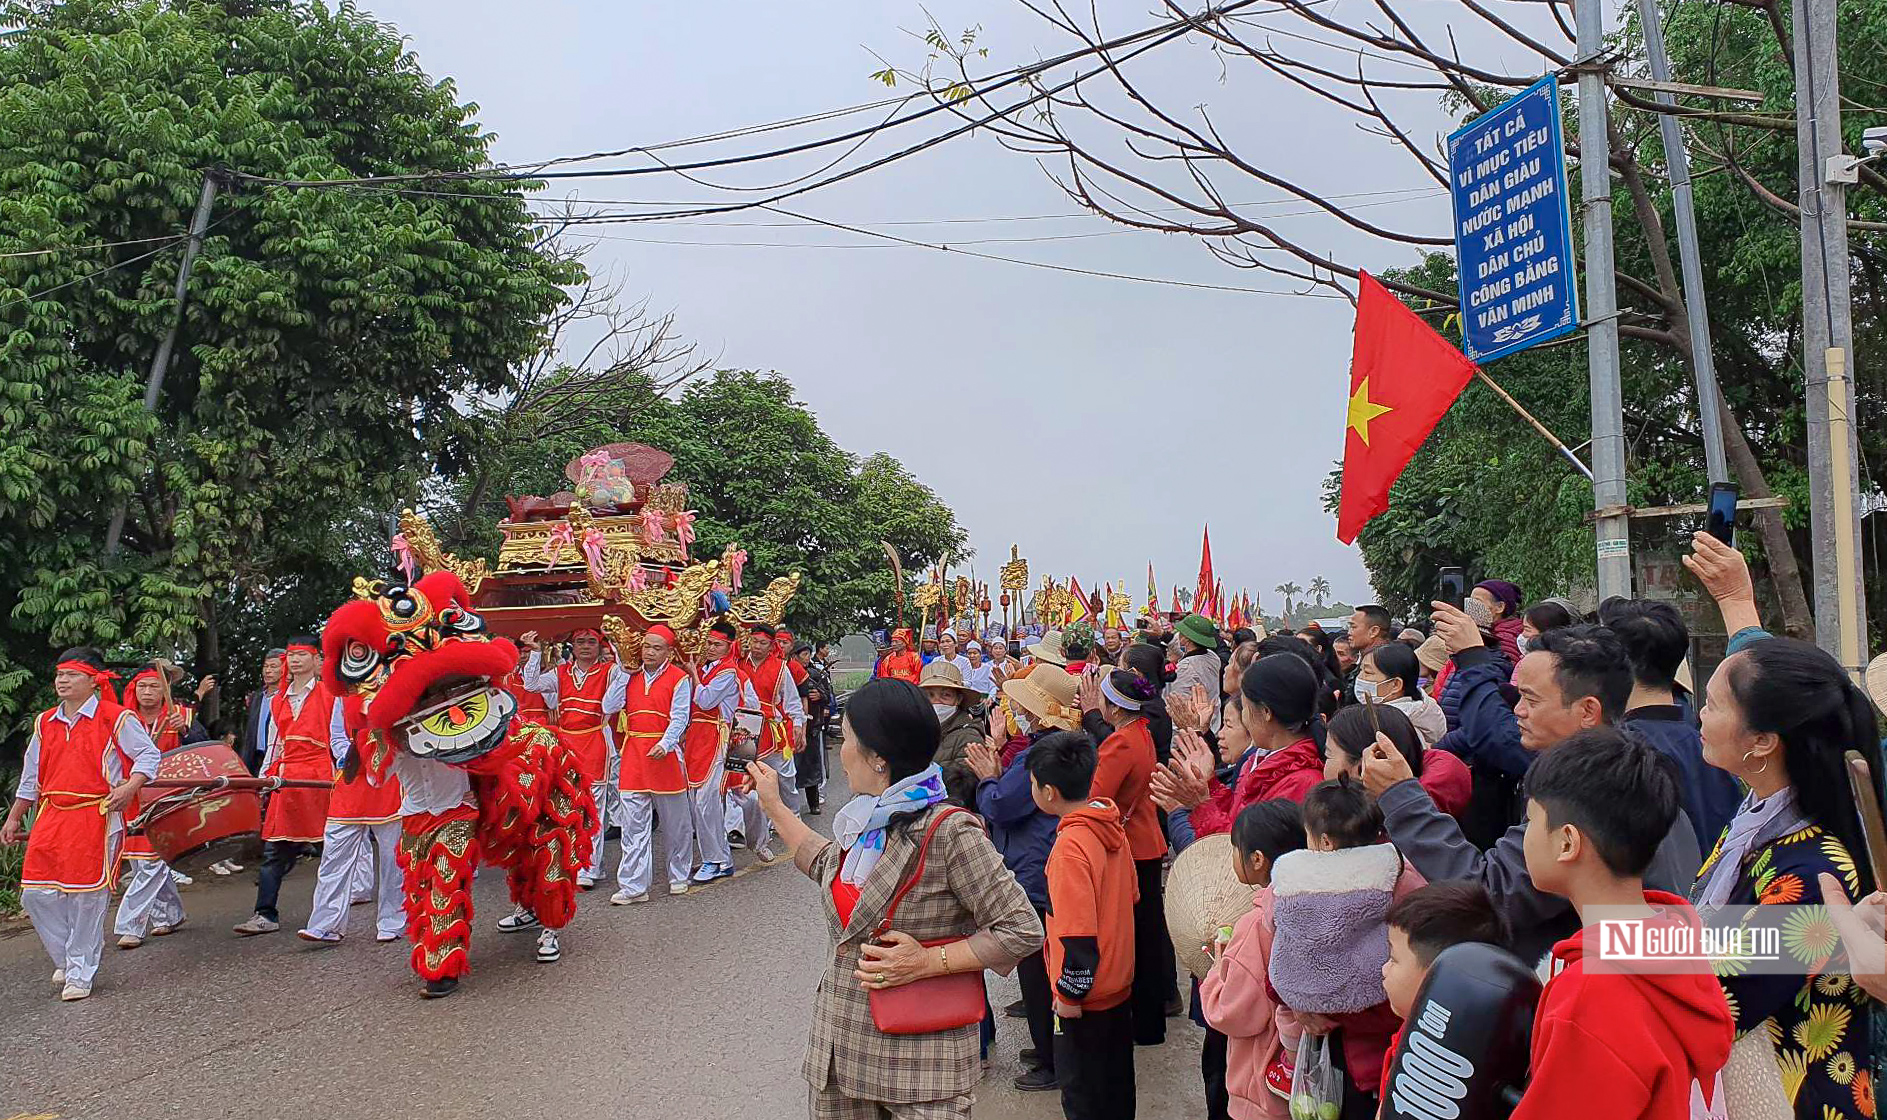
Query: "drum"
137 740 262 870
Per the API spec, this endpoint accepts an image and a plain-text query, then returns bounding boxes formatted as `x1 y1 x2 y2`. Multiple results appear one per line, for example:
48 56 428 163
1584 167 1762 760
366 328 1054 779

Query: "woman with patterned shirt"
1686 531 1881 1119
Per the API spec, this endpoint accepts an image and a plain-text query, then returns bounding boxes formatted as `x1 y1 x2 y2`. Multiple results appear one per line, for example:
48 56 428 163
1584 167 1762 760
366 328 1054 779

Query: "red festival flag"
1336 272 1479 544
1194 526 1215 609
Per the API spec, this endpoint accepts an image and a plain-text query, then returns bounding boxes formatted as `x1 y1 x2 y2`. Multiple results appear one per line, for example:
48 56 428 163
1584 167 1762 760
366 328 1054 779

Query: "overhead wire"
0 237 193 313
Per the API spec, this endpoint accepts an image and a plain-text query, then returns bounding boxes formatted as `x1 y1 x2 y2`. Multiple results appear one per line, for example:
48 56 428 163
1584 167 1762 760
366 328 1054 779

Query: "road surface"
3 808 1205 1119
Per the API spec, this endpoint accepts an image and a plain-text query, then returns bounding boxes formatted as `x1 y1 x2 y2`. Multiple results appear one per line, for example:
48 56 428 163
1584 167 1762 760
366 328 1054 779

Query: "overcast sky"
363 0 1576 612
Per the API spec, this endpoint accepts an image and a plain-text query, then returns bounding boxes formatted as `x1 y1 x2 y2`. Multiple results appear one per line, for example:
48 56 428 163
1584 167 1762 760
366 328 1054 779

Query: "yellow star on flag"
1347 378 1395 445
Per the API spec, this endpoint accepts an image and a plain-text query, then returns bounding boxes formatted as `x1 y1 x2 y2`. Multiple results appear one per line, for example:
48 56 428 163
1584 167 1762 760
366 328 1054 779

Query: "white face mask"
1353 677 1381 704
932 703 958 723
1515 634 1533 655
1013 710 1035 735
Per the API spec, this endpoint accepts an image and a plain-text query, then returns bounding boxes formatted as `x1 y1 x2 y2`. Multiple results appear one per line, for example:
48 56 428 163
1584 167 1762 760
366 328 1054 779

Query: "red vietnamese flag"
1336 272 1480 544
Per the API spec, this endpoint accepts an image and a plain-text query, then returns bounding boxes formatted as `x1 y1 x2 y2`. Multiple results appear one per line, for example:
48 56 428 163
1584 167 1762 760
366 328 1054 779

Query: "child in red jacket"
1512 728 1733 1120
1031 731 1140 1120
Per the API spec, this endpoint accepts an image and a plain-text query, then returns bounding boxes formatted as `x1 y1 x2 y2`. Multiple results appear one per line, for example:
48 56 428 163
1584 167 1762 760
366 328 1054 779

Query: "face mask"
1353 677 1381 704
932 703 957 723
1515 634 1532 655
1013 710 1035 735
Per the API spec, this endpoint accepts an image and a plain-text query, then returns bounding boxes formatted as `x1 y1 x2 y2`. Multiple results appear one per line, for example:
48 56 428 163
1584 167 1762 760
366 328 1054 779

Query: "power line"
0 233 192 259
0 238 191 313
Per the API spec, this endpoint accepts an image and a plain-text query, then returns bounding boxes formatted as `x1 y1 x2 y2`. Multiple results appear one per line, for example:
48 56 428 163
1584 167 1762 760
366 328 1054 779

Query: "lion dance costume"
321 572 598 997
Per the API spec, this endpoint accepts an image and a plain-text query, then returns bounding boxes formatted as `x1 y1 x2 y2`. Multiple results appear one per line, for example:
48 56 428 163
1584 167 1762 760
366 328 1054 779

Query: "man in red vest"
607 624 695 904
2 647 159 1001
296 696 405 945
113 666 203 948
516 626 628 916
876 628 922 682
741 623 804 861
234 635 338 936
685 620 751 883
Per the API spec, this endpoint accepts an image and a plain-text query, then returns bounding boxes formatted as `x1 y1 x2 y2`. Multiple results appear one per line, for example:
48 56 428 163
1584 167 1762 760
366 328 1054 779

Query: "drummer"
2 647 160 1001
114 665 205 949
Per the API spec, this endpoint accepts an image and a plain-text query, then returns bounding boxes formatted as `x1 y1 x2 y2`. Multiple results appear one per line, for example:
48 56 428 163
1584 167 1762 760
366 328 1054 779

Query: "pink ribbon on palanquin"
726 548 748 594
640 507 667 545
628 566 649 593
581 528 609 584
673 510 697 549
577 449 612 481
390 534 418 582
541 521 574 565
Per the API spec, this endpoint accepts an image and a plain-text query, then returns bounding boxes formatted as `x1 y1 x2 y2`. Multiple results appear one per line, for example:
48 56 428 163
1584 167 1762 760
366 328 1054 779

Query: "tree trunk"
196 593 223 729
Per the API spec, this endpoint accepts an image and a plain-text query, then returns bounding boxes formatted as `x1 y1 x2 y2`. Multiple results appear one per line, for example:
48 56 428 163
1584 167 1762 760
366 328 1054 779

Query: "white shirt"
695 661 762 721
936 654 972 679
391 751 474 817
16 695 161 802
965 662 996 699
635 665 693 756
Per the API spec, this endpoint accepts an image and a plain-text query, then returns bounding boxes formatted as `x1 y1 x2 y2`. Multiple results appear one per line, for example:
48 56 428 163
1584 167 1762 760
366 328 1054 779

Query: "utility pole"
1633 0 1728 485
1574 0 1632 599
1791 0 1868 671
104 170 222 559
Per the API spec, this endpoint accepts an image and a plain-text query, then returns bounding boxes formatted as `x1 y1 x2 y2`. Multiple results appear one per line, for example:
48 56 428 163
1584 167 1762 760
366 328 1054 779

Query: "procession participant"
743 622 805 861
113 666 203 948
609 625 696 904
3 648 158 1001
877 628 922 682
685 621 749 882
777 628 810 687
1100 627 1126 665
234 636 338 936
518 626 628 900
296 695 404 945
965 641 997 701
934 631 972 677
793 641 831 814
503 645 552 727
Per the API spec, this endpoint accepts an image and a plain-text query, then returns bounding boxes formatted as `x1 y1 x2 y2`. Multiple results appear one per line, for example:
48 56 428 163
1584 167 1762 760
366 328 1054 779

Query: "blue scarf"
834 763 947 887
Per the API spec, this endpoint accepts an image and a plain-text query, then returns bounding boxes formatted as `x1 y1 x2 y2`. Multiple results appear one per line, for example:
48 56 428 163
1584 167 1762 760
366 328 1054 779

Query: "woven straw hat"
1866 651 1887 720
1163 833 1259 979
1001 663 1080 731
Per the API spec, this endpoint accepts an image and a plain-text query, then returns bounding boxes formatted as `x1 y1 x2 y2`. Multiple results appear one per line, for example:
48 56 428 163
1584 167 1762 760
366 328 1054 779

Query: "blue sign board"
1448 76 1579 363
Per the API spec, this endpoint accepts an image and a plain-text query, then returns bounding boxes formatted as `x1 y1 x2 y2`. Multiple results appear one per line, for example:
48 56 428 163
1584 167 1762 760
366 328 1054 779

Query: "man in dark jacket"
1599 598 1741 850
969 727 1062 1092
1366 616 1702 963
1432 605 1526 848
236 648 285 773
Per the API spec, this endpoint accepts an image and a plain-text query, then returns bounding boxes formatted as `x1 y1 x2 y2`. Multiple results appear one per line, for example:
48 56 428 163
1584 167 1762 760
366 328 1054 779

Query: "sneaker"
609 890 649 906
421 976 460 1000
1004 998 1028 1019
60 982 92 1002
151 919 183 936
1019 1047 1042 1065
210 860 233 876
728 830 746 850
232 914 279 936
296 928 344 944
169 869 194 886
375 931 402 943
692 861 734 883
577 876 597 891
116 934 143 950
753 843 777 863
221 860 245 873
52 968 65 985
668 882 690 897
495 906 540 933
535 929 561 963
1013 1068 1058 1092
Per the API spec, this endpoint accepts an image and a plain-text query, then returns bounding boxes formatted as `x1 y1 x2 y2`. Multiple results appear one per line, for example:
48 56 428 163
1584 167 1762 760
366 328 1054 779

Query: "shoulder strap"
874 805 972 936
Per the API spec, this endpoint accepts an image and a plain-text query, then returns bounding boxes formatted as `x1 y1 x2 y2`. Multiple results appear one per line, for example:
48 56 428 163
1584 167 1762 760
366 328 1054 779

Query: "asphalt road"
3 808 1205 1120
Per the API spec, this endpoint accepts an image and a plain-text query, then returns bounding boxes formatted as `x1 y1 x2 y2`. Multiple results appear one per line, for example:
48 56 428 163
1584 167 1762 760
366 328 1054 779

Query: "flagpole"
1474 370 1595 481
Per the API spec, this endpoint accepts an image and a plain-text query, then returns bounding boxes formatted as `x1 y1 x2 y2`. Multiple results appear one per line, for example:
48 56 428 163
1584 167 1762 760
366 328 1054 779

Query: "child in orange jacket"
1031 731 1140 1120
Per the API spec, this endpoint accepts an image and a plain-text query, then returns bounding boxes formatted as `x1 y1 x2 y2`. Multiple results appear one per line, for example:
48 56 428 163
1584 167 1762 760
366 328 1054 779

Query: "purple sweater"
1267 844 1417 1014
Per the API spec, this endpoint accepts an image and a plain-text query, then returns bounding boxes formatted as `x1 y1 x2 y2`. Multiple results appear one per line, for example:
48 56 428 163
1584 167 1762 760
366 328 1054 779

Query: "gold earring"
1742 749 1769 776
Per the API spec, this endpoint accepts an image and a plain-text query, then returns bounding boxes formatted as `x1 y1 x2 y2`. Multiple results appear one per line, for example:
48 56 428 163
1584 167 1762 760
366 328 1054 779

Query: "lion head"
322 571 519 764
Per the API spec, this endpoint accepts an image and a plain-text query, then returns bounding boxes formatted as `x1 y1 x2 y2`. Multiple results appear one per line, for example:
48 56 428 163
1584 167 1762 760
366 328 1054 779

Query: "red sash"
23 701 132 893
262 682 336 841
617 664 689 794
747 655 794 759
683 657 737 788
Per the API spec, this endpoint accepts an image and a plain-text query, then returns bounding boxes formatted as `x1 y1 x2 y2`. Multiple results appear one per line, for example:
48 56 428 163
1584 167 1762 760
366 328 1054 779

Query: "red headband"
570 627 603 642
128 668 164 688
776 629 793 640
645 624 677 646
285 643 319 655
56 660 118 684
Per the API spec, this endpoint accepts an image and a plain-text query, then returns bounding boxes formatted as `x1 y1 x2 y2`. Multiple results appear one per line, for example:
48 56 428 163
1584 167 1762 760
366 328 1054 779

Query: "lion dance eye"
438 607 485 635
386 589 419 619
339 640 382 684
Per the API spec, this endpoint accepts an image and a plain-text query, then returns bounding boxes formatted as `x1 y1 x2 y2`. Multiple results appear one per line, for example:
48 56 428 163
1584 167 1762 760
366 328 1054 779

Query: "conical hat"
1162 832 1259 979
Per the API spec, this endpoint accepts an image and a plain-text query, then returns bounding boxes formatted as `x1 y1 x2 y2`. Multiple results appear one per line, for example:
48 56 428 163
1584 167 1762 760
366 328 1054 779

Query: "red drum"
137 741 262 869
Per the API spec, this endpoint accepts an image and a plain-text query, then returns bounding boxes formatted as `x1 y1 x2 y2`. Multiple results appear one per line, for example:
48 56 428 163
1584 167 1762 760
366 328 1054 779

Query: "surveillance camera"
1865 126 1887 157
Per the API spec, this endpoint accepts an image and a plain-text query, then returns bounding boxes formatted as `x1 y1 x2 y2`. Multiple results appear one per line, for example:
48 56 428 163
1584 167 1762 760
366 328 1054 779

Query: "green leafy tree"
0 0 579 745
1275 581 1302 622
1307 576 1331 609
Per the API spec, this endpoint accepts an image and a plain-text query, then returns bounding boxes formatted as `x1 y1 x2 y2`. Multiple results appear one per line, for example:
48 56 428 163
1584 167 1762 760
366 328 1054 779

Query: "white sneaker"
151 918 182 936
169 869 193 886
668 882 690 896
52 968 65 985
576 875 597 891
375 930 402 943
495 906 540 933
609 890 649 906
296 928 344 944
60 982 91 1002
535 929 561 963
221 860 245 873
753 843 777 863
116 934 143 950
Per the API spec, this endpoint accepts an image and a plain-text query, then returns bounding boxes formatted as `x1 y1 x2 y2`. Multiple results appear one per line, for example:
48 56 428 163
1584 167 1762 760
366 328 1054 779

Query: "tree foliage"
0 0 578 744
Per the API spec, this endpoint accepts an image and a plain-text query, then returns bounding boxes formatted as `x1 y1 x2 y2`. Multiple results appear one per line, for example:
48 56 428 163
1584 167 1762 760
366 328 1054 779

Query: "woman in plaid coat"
751 678 1044 1119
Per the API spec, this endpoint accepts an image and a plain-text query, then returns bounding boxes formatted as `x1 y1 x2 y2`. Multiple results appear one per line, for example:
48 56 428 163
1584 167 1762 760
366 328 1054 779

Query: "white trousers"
615 790 695 895
689 772 733 869
306 821 404 939
114 859 185 937
24 887 111 989
584 779 613 881
349 838 376 903
731 750 800 854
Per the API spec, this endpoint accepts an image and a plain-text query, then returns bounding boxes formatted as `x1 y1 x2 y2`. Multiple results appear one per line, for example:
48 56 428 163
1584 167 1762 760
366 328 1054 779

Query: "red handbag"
865 806 989 1035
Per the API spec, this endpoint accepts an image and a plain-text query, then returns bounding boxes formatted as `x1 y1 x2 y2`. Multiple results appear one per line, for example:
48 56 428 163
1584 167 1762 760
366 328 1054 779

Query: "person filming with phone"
746 677 1041 1119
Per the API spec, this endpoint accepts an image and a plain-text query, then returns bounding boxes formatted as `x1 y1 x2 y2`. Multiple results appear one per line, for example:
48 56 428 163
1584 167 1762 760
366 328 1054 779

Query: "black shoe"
1165 993 1186 1017
1019 1047 1041 1066
1013 1068 1058 1092
1003 998 1028 1019
805 789 823 814
421 976 460 1000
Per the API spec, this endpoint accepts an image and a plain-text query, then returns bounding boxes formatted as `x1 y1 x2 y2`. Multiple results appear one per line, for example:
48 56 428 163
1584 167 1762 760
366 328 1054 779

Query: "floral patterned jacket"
1698 822 1877 1120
